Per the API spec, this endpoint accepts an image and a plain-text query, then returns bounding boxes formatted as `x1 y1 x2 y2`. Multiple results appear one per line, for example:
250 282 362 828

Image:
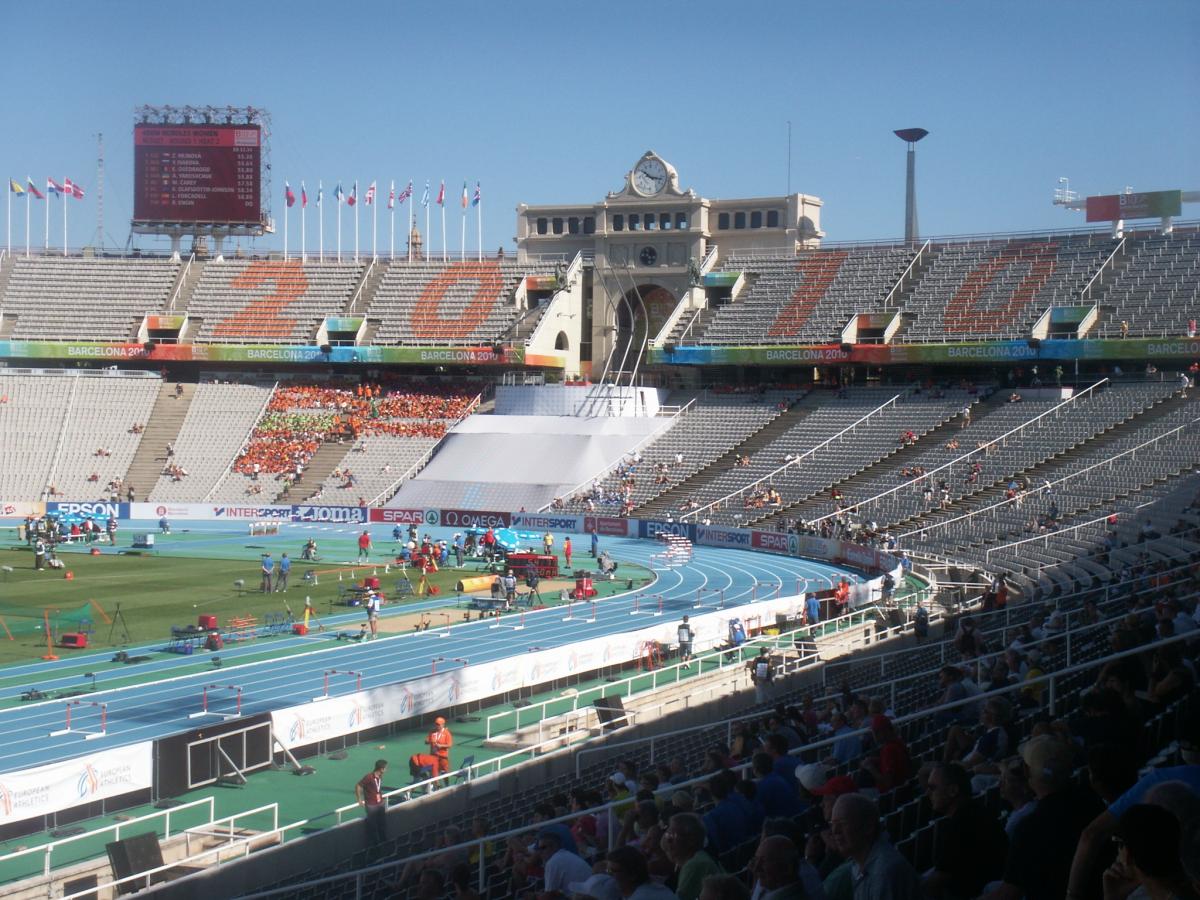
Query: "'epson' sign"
48 501 123 518
292 506 368 524
640 520 692 540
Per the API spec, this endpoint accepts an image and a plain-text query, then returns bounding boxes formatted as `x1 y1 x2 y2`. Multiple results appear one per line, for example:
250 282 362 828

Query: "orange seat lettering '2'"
942 242 1058 334
410 262 505 341
767 251 849 338
214 260 309 339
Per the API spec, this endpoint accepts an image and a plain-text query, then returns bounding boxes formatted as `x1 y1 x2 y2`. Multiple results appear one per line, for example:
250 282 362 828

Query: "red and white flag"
435 180 445 206
64 178 85 199
365 181 376 206
387 181 395 210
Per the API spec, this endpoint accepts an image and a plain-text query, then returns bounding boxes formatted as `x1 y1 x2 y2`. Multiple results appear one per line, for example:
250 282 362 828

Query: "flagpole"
25 182 31 258
372 185 378 260
354 182 360 263
283 188 289 261
301 183 307 263
460 207 466 262
44 188 49 252
63 179 68 256
409 178 414 262
337 188 342 264
424 197 430 263
440 194 447 263
388 181 394 260
477 191 483 262
5 184 10 258
318 181 324 263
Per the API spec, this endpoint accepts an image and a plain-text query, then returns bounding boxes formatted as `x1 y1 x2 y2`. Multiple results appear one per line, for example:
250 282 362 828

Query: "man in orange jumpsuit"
427 716 452 776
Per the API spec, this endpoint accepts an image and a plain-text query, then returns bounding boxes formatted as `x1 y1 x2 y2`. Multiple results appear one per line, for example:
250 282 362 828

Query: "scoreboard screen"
134 123 262 224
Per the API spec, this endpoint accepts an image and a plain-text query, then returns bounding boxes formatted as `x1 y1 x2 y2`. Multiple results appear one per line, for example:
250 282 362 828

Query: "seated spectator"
751 752 805 820
829 793 921 899
986 735 1102 900
604 845 677 900
535 827 592 898
702 770 753 858
697 874 749 900
746 835 811 900
858 715 911 793
660 812 721 900
1100 804 1196 900
922 763 1007 899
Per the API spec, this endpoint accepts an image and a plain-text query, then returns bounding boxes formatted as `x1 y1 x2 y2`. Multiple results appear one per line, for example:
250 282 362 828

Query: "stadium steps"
668 307 716 345
279 440 352 503
346 262 386 316
165 257 203 321
753 395 1002 529
121 381 197 499
892 386 1189 538
634 394 822 517
359 318 382 344
884 248 939 340
1089 242 1136 333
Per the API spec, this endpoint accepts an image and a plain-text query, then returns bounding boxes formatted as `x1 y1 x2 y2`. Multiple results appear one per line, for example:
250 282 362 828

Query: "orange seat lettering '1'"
767 250 849 338
213 260 309 338
942 242 1058 334
410 261 505 341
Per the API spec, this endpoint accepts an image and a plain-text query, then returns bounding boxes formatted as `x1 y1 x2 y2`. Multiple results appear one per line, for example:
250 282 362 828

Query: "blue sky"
2 0 1197 254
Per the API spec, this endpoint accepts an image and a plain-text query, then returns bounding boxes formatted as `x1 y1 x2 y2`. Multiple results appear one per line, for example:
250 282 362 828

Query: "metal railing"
809 379 1110 526
0 796 215 880
167 252 195 312
683 393 905 522
900 413 1200 540
882 239 929 308
347 257 375 315
1080 236 1126 303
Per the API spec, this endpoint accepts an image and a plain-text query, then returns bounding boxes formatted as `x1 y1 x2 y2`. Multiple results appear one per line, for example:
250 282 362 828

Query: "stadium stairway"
122 381 196 499
778 389 1010 526
634 393 822 518
282 439 355 503
346 261 386 316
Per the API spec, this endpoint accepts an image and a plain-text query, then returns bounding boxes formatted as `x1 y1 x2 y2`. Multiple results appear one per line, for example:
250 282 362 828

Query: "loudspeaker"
593 696 629 732
841 342 853 352
1027 338 1041 348
492 343 504 356
664 342 676 353
320 343 332 354
143 341 155 352
106 832 165 894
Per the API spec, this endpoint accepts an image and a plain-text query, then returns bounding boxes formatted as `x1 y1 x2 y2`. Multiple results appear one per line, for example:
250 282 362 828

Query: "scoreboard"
133 124 262 224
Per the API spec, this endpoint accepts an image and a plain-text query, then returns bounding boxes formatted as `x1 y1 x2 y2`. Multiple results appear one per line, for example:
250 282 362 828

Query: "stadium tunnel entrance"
613 284 676 364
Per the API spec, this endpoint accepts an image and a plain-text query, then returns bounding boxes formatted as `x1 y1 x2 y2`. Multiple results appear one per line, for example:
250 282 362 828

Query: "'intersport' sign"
510 513 584 531
694 524 753 548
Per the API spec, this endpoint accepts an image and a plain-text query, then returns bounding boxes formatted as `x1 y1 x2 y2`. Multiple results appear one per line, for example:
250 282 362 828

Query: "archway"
554 331 570 351
613 284 676 370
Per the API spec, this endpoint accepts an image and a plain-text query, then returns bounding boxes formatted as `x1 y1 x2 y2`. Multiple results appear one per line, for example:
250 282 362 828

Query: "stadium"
1 115 1199 899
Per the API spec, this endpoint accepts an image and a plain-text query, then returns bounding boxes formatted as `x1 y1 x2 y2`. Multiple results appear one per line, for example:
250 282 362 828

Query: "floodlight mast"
894 128 928 244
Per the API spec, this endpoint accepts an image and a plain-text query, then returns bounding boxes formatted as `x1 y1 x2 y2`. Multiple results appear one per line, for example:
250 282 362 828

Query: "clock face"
639 245 658 266
632 157 668 196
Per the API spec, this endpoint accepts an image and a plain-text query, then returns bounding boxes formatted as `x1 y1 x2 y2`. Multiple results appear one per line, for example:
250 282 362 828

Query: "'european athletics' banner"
0 742 152 825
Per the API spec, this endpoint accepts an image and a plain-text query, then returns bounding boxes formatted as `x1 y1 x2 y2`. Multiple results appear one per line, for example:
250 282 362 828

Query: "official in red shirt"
355 759 388 844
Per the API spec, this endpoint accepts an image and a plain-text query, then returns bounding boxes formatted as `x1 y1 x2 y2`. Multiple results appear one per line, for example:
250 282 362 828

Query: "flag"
461 181 468 209
347 182 357 207
436 180 445 206
285 181 296 208
64 178 85 200
9 179 24 195
398 180 413 203
47 178 65 197
317 184 323 207
365 181 376 206
334 183 344 204
301 183 308 208
420 180 430 207
472 181 481 207
387 181 395 210
26 179 44 199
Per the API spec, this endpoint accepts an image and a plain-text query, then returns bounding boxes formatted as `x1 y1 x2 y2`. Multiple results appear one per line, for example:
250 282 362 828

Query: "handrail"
810 379 1110 526
60 804 290 900
348 257 375 315
0 796 216 879
699 242 720 274
900 412 1200 540
882 239 929 308
538 398 696 512
683 392 905 522
242 628 1197 899
168 252 195 312
203 381 279 502
677 306 704 344
984 504 1146 561
369 391 482 506
41 374 80 499
1080 236 1125 303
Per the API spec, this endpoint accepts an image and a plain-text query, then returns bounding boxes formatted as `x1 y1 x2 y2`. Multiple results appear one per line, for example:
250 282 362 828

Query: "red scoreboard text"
133 124 262 224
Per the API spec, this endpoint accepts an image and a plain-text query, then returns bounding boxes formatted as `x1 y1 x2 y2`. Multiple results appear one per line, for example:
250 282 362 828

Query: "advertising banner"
750 530 799 556
637 520 696 541
0 742 153 825
211 505 293 520
291 505 369 524
694 524 753 548
271 597 806 749
0 501 47 518
509 513 584 532
584 516 635 538
47 501 128 519
429 509 512 529
370 508 430 525
1086 190 1183 223
132 502 215 520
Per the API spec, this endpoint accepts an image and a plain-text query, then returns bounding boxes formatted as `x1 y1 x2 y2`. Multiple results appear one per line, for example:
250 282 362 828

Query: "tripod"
108 602 131 645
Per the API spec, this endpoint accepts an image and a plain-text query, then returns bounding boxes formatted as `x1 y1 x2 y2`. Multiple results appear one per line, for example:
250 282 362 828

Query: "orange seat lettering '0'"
767 251 849 338
213 260 308 339
942 242 1058 334
410 262 505 341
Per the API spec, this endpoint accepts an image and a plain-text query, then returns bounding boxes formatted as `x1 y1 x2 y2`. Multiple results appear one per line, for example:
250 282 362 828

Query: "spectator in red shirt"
859 715 911 793
354 759 389 845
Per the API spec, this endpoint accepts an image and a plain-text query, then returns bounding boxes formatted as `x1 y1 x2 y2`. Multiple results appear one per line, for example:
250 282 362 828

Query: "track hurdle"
188 684 244 720
586 601 598 624
437 613 452 638
630 594 665 617
48 700 107 740
313 669 363 702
